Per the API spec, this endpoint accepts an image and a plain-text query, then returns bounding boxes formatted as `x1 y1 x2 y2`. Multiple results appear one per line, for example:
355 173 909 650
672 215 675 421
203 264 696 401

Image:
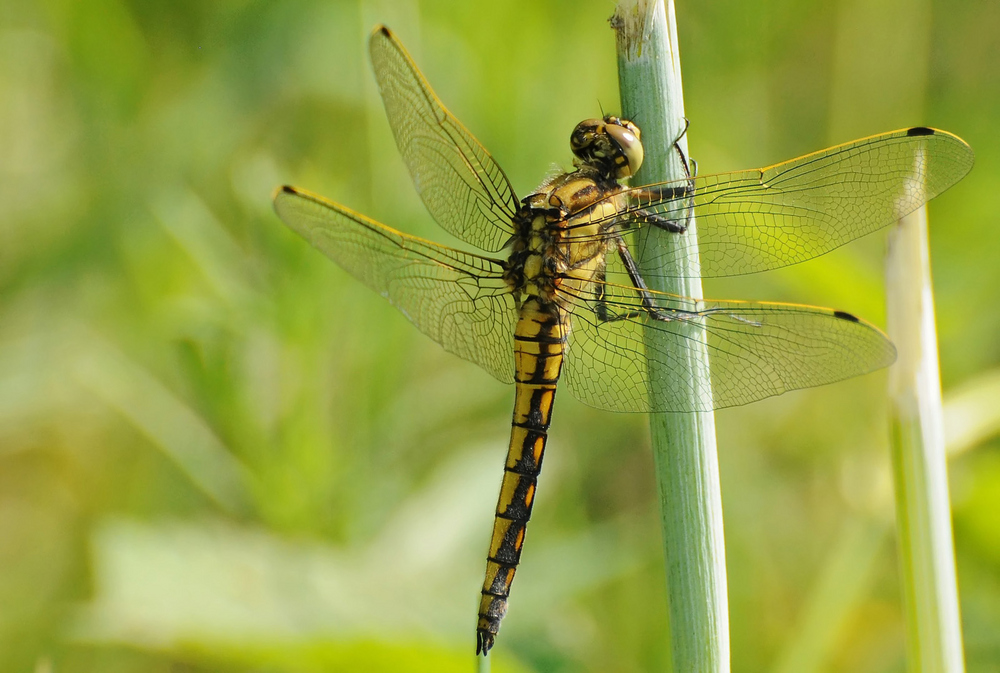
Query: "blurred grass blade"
943 367 1000 457
73 331 253 515
772 517 888 673
886 197 966 672
614 1 729 670
152 188 254 305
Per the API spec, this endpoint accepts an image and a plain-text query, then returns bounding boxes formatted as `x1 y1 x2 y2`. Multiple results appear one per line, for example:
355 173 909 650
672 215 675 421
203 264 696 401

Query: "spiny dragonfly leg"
687 155 698 179
641 116 698 232
594 236 695 324
628 180 694 234
672 116 697 178
593 269 644 322
629 203 688 234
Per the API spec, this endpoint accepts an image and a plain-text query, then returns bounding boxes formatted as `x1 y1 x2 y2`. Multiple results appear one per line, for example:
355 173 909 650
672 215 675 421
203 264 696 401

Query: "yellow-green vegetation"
0 1 997 672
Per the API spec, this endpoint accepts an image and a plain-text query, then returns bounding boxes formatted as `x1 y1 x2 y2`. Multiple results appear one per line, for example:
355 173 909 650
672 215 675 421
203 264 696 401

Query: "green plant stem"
614 1 729 670
886 203 966 673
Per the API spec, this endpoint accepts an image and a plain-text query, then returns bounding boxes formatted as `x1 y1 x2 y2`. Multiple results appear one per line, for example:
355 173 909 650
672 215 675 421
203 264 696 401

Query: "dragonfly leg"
639 118 698 232
594 269 644 322
630 206 688 234
672 117 697 178
627 179 694 234
589 252 649 322
593 236 696 324
676 116 691 141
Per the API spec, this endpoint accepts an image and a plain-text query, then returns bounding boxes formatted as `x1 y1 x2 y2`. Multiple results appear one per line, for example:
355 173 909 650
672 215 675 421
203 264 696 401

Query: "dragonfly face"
273 24 973 656
570 116 645 178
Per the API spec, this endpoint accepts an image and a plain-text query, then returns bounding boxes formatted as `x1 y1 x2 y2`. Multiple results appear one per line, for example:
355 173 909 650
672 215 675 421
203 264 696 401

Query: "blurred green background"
1 0 998 671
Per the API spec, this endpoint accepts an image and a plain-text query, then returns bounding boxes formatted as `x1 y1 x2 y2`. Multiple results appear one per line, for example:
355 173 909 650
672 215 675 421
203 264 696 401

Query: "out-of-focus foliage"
0 1 997 671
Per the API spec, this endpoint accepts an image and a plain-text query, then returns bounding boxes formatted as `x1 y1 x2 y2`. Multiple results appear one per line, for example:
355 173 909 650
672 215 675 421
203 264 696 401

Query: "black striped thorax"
503 168 625 307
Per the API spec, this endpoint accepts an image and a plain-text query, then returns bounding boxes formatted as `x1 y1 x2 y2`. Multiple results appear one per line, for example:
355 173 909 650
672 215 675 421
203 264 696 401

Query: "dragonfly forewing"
369 26 519 253
569 127 974 278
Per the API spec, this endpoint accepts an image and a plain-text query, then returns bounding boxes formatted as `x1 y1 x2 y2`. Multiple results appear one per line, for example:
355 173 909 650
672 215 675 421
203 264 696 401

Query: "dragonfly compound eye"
570 118 604 159
604 119 644 178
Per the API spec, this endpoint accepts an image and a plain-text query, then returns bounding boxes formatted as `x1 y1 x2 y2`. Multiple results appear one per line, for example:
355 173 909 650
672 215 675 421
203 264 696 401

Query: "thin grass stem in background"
771 356 997 673
613 1 729 670
886 203 966 673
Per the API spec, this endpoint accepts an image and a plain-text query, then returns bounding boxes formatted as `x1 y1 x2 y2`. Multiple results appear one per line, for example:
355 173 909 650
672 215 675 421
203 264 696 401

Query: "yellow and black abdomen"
477 297 568 654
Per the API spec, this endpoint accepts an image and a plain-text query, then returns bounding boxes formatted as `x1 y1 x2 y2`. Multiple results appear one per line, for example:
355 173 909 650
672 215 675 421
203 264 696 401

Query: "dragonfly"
273 25 973 655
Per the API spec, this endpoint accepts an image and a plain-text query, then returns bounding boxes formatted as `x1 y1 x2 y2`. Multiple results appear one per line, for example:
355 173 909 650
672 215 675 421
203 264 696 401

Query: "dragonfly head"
570 116 644 179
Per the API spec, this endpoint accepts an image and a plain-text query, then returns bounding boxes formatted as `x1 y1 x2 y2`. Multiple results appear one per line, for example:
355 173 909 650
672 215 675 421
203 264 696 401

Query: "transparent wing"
559 278 896 413
369 26 519 253
577 127 974 277
274 185 517 383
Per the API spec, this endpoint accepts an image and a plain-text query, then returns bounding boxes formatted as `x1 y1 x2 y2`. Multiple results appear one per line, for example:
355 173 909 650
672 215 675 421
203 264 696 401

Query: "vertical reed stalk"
614 1 729 670
886 202 966 673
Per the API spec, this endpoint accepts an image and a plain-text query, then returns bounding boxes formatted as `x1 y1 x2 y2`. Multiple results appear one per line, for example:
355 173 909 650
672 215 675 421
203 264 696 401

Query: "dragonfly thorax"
504 171 624 306
570 116 644 179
